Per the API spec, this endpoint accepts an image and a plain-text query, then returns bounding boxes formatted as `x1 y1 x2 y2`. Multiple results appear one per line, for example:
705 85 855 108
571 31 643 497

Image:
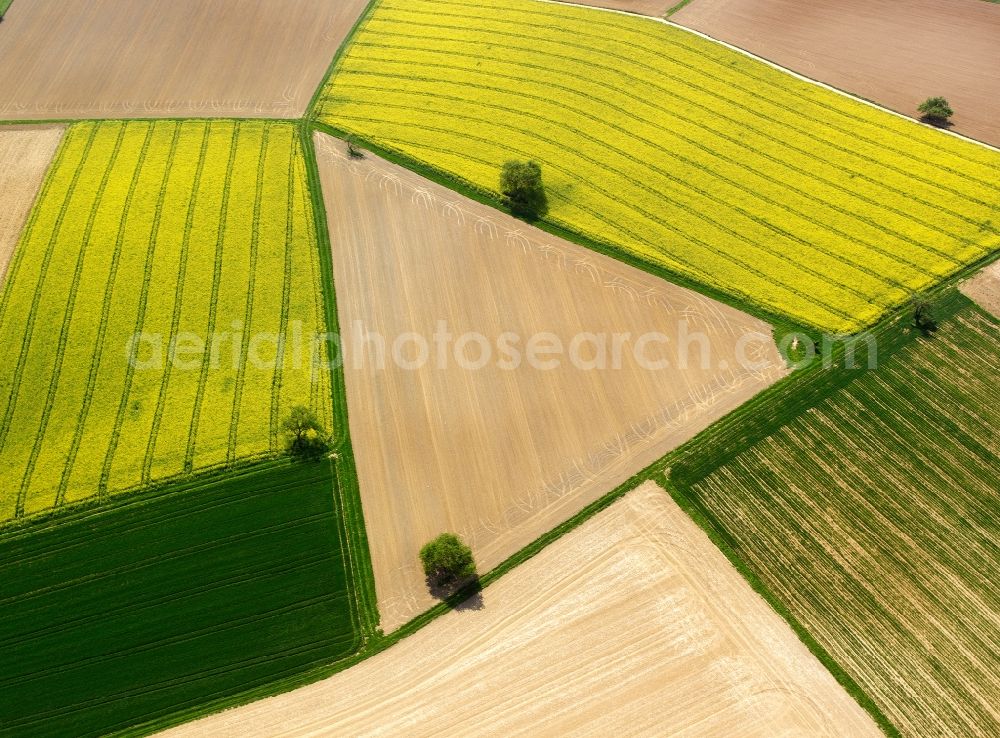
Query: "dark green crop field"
0 461 358 737
671 299 1000 737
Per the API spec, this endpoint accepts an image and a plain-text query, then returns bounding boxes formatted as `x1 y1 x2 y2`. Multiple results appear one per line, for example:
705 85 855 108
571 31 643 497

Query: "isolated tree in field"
345 135 364 159
420 533 477 590
918 97 954 124
914 297 938 336
281 406 331 460
500 159 547 218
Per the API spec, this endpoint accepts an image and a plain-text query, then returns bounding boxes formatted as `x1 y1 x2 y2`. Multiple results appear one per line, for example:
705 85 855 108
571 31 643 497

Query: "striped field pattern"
686 306 1000 736
317 0 1000 333
0 120 333 523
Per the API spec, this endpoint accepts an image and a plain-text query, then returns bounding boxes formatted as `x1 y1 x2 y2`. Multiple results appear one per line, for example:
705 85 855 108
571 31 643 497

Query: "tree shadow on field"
428 574 485 613
919 115 955 130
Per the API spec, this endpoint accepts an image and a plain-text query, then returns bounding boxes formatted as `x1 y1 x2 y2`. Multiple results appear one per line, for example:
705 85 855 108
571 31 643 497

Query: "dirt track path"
0 0 369 119
164 483 879 737
315 134 787 631
673 0 1000 148
0 126 64 289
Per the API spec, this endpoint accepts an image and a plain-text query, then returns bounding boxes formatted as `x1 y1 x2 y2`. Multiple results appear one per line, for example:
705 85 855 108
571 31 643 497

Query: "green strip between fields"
0 0 13 18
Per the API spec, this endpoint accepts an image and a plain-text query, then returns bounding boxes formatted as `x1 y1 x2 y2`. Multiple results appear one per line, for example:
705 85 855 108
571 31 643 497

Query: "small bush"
420 533 476 590
918 97 954 124
281 406 331 460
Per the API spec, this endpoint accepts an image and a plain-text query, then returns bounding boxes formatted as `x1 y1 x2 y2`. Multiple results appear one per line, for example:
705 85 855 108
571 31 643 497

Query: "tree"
914 297 938 336
345 135 364 159
918 97 954 124
420 533 476 590
500 160 547 218
281 406 331 460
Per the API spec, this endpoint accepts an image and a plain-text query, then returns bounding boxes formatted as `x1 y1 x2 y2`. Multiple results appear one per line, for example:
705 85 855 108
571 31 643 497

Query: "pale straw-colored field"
315 133 787 630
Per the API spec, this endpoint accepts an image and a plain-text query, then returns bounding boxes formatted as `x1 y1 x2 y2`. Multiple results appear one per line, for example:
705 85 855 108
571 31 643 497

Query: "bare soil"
163 483 879 737
0 125 64 289
960 261 1000 318
315 133 787 631
0 0 370 119
673 0 1000 147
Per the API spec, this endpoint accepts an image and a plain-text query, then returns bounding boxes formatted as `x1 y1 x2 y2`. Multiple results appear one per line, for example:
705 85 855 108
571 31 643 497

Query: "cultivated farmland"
674 303 1000 736
0 120 332 524
672 0 1000 148
317 0 1000 333
0 0 370 120
166 483 879 737
0 126 64 288
316 136 787 630
0 462 358 738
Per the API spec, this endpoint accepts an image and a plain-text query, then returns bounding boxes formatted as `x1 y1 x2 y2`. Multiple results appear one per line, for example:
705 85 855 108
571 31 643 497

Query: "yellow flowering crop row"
318 0 1000 333
0 120 331 523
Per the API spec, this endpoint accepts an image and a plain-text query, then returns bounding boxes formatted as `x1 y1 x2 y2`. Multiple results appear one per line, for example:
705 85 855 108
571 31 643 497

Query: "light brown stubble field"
0 125 64 288
315 133 787 630
164 483 880 737
672 0 1000 148
960 262 1000 318
0 0 370 120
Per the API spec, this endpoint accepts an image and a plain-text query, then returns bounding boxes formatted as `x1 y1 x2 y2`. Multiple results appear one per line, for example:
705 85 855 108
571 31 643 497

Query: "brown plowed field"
0 125 64 288
0 0 370 120
315 133 787 631
163 483 879 737
673 0 1000 148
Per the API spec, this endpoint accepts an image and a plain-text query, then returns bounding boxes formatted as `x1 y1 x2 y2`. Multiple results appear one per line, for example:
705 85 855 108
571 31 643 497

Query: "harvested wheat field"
0 126 64 287
0 0 370 120
672 0 1000 147
165 483 879 737
315 133 787 630
960 261 1000 318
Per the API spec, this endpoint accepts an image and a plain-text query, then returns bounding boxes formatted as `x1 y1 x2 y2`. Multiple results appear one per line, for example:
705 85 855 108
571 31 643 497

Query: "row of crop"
57 123 163 510
677 304 1000 735
0 125 103 520
105 123 209 495
15 123 134 518
354 10 995 253
139 123 213 489
332 45 966 283
438 0 1000 178
97 123 186 502
226 125 270 465
331 69 943 296
183 122 244 474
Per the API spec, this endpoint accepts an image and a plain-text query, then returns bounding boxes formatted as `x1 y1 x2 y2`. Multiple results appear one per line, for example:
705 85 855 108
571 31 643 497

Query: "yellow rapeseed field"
0 121 332 523
317 0 1000 333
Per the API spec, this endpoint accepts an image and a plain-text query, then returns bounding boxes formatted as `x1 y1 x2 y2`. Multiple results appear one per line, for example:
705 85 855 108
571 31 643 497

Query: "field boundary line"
299 123 380 637
536 0 1000 155
15 122 130 515
99 122 184 497
185 122 242 472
